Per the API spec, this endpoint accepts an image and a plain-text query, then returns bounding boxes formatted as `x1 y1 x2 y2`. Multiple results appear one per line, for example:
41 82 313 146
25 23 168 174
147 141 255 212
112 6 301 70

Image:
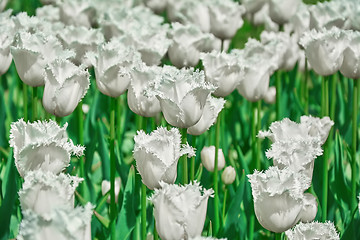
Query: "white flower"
127 64 162 117
200 146 225 172
187 96 225 136
340 30 360 79
190 237 227 240
144 0 167 13
252 4 279 32
285 221 340 240
58 0 96 28
19 170 82 220
298 193 318 223
207 0 246 39
101 177 121 203
300 116 334 145
9 119 84 177
149 181 214 240
299 27 347 76
134 127 195 190
18 203 93 240
168 23 217 68
86 39 142 98
36 5 61 23
242 0 267 14
42 59 90 117
200 50 243 97
268 0 302 25
264 86 276 104
221 166 236 185
0 0 8 12
149 66 214 128
287 3 310 37
248 167 315 233
56 25 104 66
10 31 74 87
0 10 15 76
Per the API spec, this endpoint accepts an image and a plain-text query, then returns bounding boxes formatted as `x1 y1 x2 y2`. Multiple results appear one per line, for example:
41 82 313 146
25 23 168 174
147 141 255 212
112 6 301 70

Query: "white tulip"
144 0 167 13
300 116 334 145
187 96 225 136
221 166 236 185
285 221 340 240
248 167 315 233
42 59 90 117
18 203 93 240
340 30 360 79
201 51 243 97
35 5 60 23
101 177 121 203
9 119 84 177
242 0 267 14
19 170 82 220
0 10 15 76
149 181 214 240
58 0 96 28
201 146 225 172
268 0 301 25
134 127 195 190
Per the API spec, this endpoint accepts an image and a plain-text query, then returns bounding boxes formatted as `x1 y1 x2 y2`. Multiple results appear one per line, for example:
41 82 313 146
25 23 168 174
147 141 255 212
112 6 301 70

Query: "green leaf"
116 165 136 240
97 120 110 180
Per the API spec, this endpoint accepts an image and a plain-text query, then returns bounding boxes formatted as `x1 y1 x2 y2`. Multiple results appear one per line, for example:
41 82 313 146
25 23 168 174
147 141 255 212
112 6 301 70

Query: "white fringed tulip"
248 167 316 233
201 146 225 172
300 116 334 145
133 127 195 190
299 27 347 76
207 0 246 39
36 5 61 23
9 119 85 177
187 96 225 135
127 64 162 117
144 0 167 13
252 4 279 32
149 66 214 128
42 59 90 117
242 0 267 14
101 177 121 203
285 221 340 240
190 237 227 240
58 0 96 28
201 51 243 97
10 31 75 87
86 39 142 98
168 23 217 68
288 3 310 37
268 0 301 25
221 166 236 185
19 170 82 219
56 25 104 66
149 181 214 240
0 10 15 76
18 203 93 240
340 31 360 79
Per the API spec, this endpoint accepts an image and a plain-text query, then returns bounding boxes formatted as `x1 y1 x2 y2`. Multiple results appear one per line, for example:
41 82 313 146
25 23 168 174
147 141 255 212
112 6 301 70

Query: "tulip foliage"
1 0 360 240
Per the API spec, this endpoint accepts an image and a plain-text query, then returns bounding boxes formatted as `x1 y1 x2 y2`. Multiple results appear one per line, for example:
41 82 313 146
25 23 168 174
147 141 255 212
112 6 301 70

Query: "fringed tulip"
9 119 85 177
144 0 167 13
42 59 90 117
58 0 96 28
201 146 225 172
285 221 340 240
340 31 360 79
149 181 214 240
133 127 195 190
0 10 15 76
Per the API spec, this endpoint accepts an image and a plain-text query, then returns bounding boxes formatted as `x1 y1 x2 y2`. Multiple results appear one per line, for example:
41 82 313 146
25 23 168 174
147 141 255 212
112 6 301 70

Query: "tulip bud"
285 221 340 240
18 203 93 240
101 177 121 203
19 170 82 220
263 86 276 104
42 59 90 117
149 181 214 240
134 127 195 190
221 166 236 185
9 119 85 177
340 31 360 79
299 193 318 223
268 0 301 25
201 146 225 172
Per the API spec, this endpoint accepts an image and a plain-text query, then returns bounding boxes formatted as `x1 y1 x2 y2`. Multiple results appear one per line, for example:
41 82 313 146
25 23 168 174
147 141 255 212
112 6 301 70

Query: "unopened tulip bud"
101 177 121 203
221 166 236 185
201 146 225 172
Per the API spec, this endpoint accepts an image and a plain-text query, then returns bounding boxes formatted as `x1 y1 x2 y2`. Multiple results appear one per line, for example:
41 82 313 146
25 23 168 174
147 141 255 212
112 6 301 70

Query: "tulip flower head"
86 39 142 98
149 181 214 240
201 50 244 97
101 177 121 203
17 203 93 240
149 66 215 128
134 127 195 190
144 0 168 13
187 95 225 135
0 10 15 76
58 0 96 28
127 64 162 117
285 221 340 240
19 170 82 220
35 5 61 23
200 146 226 172
268 0 302 25
248 167 316 233
42 59 90 117
10 31 75 87
299 27 347 76
221 166 236 185
9 119 85 177
340 30 360 79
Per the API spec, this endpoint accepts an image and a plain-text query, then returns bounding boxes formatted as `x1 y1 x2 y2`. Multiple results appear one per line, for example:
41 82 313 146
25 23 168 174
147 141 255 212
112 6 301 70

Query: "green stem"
154 220 158 240
190 136 196 182
213 111 221 236
304 60 309 115
109 98 117 240
256 101 261 170
181 128 188 184
276 71 281 120
23 84 28 122
321 76 329 221
351 79 359 212
141 183 147 240
32 87 37 121
275 232 282 240
222 187 228 223
77 102 85 195
249 214 254 240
